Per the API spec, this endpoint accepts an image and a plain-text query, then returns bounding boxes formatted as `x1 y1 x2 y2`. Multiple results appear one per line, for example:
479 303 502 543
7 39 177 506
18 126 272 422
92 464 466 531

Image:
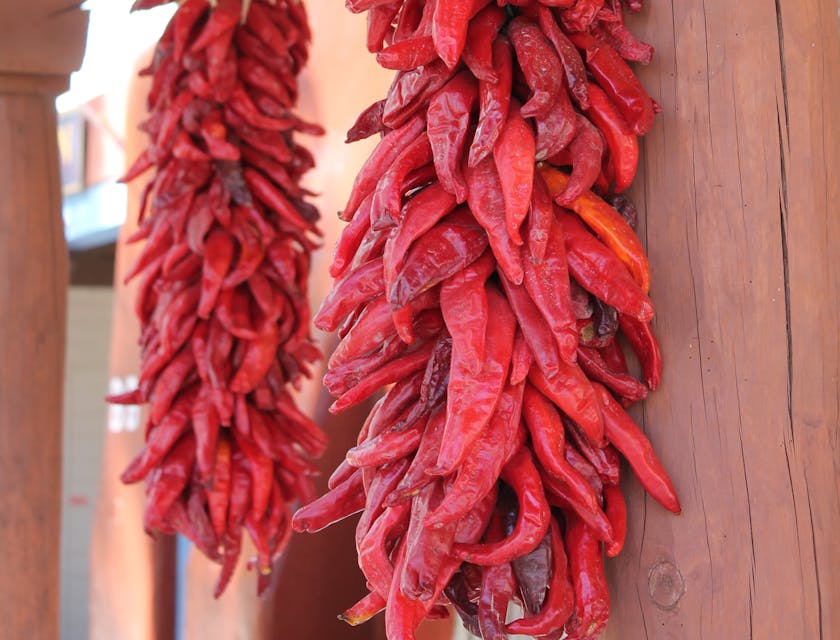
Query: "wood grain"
0 92 67 640
0 4 86 637
604 0 840 638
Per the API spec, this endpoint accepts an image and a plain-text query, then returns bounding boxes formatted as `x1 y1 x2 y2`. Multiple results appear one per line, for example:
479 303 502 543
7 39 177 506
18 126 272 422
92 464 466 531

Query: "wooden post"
606 0 840 637
0 2 87 638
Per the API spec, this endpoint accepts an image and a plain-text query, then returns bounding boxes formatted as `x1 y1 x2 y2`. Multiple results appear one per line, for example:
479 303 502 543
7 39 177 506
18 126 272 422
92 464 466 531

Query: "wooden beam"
605 0 840 637
0 2 87 638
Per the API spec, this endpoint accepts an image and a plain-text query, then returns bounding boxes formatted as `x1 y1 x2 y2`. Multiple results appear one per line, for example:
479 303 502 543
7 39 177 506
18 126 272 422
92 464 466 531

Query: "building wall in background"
61 286 114 639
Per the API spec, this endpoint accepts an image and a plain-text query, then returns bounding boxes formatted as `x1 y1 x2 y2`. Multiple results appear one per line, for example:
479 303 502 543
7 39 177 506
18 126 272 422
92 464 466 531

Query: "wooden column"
606 0 840 637
0 2 87 638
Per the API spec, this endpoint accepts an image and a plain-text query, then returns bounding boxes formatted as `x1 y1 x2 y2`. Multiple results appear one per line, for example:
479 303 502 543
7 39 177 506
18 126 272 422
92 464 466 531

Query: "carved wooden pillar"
0 2 87 638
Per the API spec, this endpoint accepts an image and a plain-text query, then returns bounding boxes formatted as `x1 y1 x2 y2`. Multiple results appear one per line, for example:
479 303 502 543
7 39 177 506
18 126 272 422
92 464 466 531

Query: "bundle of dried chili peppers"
293 0 677 637
110 0 325 596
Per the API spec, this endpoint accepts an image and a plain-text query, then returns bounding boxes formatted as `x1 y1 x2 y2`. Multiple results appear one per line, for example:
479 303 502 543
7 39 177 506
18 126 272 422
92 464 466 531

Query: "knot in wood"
647 560 685 610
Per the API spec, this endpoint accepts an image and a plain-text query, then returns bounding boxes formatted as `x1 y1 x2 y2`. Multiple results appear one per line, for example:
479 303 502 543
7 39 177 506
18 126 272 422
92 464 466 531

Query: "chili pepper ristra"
295 0 678 637
109 0 325 596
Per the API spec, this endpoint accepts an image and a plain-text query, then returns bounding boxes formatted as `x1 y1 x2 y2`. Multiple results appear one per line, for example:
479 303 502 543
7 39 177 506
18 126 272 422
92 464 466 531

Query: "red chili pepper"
580 82 638 192
432 285 515 475
619 312 662 389
493 103 535 245
561 0 605 33
469 36 512 168
389 211 488 309
431 0 475 68
461 4 505 82
477 515 518 638
577 344 648 402
506 517 574 635
593 382 680 513
572 32 654 135
372 133 434 229
343 114 426 219
427 71 478 202
291 469 365 533
366 2 401 53
524 216 579 363
563 512 610 640
464 155 524 284
499 268 562 377
425 382 523 526
339 590 387 626
508 17 565 120
558 208 654 320
538 5 589 108
603 483 627 556
454 447 550 565
382 59 454 129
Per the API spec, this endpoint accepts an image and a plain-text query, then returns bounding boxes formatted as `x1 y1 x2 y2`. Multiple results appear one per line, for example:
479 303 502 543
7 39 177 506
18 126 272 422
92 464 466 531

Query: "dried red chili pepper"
296 1 678 636
113 0 324 596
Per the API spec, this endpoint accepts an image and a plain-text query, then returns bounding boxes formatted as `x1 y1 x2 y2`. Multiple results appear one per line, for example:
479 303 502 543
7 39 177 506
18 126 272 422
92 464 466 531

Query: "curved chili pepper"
339 590 387 626
529 359 604 446
427 71 478 202
571 32 654 134
469 36 512 168
538 5 589 108
603 483 627 556
343 114 426 220
439 251 494 375
382 59 454 129
359 503 410 597
507 517 574 635
593 382 680 513
558 209 654 320
401 481 458 599
542 165 650 292
315 257 384 332
619 312 662 389
388 212 488 308
564 512 610 640
522 384 614 542
577 344 648 402
582 82 638 192
425 382 523 526
330 192 373 278
346 414 426 468
331 340 436 413
508 17 565 120
524 216 578 363
493 103 535 245
498 268 562 377
477 515 518 638
432 285 515 475
291 469 365 532
431 0 474 68
464 155 524 284
454 447 550 565
371 133 434 229
461 4 505 82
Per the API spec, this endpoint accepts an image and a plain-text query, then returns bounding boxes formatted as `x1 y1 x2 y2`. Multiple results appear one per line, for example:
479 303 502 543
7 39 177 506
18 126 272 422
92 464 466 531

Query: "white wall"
61 286 113 640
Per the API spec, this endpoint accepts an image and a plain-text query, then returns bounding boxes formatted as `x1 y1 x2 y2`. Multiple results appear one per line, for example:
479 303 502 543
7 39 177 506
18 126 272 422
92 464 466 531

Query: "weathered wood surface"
0 3 87 639
605 1 840 638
